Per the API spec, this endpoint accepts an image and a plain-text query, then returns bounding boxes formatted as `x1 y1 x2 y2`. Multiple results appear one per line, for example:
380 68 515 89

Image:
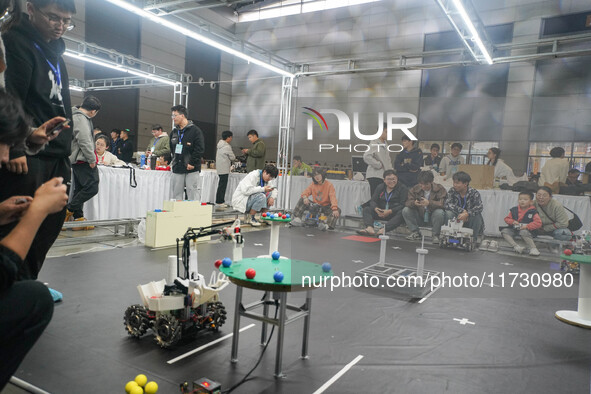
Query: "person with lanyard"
145 124 170 161
231 164 279 227
169 104 205 201
357 169 408 236
0 0 76 292
443 171 484 244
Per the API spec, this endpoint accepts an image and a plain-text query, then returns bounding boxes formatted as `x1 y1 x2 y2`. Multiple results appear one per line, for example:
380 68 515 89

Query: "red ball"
282 215 287 219
564 249 573 256
262 212 267 217
245 268 256 279
214 260 222 269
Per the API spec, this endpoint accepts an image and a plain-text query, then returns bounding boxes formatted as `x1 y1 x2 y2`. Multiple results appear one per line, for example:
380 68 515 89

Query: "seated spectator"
118 129 134 163
500 191 542 256
402 171 447 243
109 129 122 157
585 162 591 174
289 155 313 176
292 168 341 230
534 186 571 241
231 164 278 227
423 143 442 170
95 135 125 166
439 142 465 179
444 171 484 243
559 168 591 195
394 135 422 187
357 170 408 236
487 148 517 183
158 153 172 167
538 147 569 193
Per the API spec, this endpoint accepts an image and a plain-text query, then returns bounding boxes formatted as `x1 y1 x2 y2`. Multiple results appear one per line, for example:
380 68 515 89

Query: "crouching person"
292 168 341 230
402 171 447 244
232 164 278 227
500 191 542 256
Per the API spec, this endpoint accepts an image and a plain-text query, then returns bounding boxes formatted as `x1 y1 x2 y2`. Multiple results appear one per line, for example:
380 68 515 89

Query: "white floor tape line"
312 355 364 394
167 324 255 364
9 376 51 394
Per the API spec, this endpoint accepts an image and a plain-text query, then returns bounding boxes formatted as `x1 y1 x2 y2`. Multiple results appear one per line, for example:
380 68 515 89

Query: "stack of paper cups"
167 255 177 284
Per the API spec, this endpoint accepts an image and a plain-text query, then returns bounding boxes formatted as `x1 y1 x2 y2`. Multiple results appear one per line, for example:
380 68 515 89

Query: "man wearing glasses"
0 0 76 283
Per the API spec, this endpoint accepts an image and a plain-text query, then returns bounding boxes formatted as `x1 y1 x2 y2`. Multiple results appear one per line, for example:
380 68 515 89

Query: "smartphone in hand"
47 119 71 136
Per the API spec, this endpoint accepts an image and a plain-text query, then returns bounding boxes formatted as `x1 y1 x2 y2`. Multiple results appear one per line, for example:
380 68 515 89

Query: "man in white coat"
232 164 279 226
363 123 393 197
215 130 236 208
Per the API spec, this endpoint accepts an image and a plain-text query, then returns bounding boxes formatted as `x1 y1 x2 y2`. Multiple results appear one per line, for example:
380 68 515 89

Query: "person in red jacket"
500 191 542 256
292 168 341 230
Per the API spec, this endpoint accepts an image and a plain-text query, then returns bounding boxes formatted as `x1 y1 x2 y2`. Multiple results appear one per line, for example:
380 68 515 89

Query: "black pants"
362 178 383 208
0 156 70 280
216 173 229 204
67 163 99 218
362 206 404 232
0 281 54 390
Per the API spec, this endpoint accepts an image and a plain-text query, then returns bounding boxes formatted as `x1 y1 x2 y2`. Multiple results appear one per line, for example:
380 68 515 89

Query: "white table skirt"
84 167 591 237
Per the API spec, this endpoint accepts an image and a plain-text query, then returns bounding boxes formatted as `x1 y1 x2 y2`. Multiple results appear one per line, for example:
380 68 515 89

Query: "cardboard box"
145 203 212 248
458 164 495 190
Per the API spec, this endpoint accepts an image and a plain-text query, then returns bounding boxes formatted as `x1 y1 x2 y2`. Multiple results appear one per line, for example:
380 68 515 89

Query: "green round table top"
561 253 591 264
219 257 333 292
261 215 291 222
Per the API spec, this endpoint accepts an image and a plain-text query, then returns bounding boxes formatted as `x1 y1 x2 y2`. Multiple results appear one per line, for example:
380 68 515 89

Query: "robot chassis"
439 219 474 252
123 219 244 348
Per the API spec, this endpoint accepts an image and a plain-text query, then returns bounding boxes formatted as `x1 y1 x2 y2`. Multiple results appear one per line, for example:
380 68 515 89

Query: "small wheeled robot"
439 218 474 251
123 220 244 348
299 203 329 231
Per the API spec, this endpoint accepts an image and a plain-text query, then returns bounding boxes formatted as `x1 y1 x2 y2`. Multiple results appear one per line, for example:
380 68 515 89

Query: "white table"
84 168 591 236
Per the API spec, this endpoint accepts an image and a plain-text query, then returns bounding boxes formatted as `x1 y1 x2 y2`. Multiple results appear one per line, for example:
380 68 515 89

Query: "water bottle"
424 209 430 223
140 154 146 167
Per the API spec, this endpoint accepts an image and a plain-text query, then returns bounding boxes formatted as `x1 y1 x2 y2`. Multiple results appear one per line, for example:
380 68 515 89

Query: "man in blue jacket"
394 135 423 187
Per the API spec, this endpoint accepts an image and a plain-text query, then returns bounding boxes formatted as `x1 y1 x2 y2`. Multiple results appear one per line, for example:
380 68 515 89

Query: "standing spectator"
66 95 101 228
363 123 393 197
169 104 205 200
145 124 170 159
231 164 278 226
500 191 542 256
538 146 569 193
289 155 313 176
560 168 591 195
242 129 265 172
0 0 76 281
357 170 408 236
423 143 442 170
402 171 447 243
444 171 484 243
394 135 423 187
215 130 235 207
95 135 125 166
439 142 465 179
534 186 571 241
118 128 134 164
292 168 341 230
109 128 122 156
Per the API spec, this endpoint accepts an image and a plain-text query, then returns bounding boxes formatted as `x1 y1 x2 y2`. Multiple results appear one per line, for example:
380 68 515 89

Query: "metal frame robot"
439 218 474 251
123 219 244 348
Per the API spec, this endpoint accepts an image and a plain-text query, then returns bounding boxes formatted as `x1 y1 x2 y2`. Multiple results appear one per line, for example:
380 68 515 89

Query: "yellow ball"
135 374 148 387
144 381 158 394
125 381 139 393
130 386 143 394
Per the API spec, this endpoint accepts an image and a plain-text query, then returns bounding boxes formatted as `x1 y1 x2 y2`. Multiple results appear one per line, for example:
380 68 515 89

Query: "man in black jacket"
394 135 423 187
169 105 205 200
0 0 76 280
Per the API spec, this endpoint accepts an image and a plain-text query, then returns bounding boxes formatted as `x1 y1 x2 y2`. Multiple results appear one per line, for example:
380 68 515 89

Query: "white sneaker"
216 203 228 209
249 218 261 227
432 236 439 244
479 240 490 251
290 217 303 227
487 240 499 252
513 245 525 254
529 248 540 256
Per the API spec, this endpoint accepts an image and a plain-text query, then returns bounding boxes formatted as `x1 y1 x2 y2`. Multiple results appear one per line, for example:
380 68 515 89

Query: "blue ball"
222 257 232 268
273 271 284 282
321 262 332 272
285 213 291 218
271 251 280 260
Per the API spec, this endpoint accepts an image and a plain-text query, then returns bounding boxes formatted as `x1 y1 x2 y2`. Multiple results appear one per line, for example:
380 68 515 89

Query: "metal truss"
276 76 298 210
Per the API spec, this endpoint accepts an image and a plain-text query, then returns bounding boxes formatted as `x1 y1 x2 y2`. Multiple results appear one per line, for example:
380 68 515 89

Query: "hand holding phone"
47 119 70 136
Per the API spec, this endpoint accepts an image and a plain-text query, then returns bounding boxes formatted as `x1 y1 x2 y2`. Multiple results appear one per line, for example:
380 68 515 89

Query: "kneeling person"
357 170 408 236
292 168 341 230
402 171 447 243
444 171 484 243
500 191 542 256
232 165 278 227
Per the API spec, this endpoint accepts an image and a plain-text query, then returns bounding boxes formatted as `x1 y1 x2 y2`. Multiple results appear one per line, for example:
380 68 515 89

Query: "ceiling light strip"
105 0 295 77
450 0 493 64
